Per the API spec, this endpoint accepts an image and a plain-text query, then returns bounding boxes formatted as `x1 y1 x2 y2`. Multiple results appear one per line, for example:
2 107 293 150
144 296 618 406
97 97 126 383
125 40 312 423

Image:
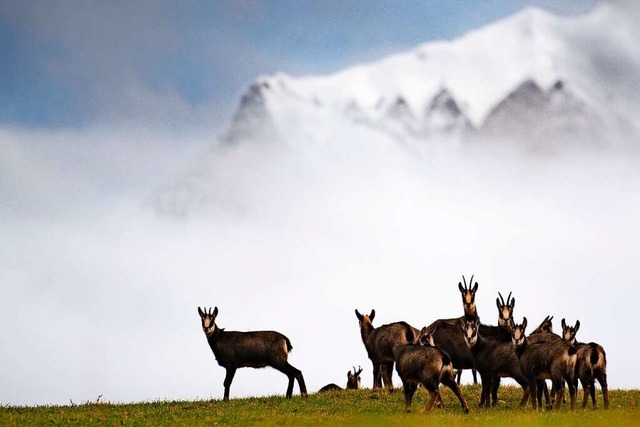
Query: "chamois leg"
222 367 237 401
441 374 470 413
424 388 439 413
598 374 609 410
372 363 381 390
583 384 590 409
434 390 445 408
528 379 539 411
537 380 548 410
541 381 552 409
381 362 395 392
567 376 577 411
589 381 597 408
578 378 591 409
491 376 500 406
551 378 565 411
514 376 530 408
455 370 462 385
293 365 308 398
472 369 478 385
579 380 589 408
275 362 307 398
403 382 417 412
478 372 489 408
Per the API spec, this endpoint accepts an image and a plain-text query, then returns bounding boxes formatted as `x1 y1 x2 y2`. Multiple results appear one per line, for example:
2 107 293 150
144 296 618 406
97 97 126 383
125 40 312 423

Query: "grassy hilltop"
2 385 639 426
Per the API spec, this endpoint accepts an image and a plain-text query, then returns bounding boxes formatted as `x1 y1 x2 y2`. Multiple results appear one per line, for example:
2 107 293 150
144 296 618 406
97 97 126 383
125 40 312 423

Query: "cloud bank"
1 122 639 405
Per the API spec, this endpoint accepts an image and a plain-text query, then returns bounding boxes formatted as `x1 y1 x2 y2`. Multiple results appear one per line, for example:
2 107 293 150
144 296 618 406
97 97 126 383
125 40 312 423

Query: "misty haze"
1 0 639 407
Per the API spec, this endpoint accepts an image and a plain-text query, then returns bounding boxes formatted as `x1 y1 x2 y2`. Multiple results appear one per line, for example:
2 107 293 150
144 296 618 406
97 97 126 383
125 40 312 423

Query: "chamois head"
418 327 436 347
533 315 554 334
355 309 375 328
458 275 478 314
347 366 363 389
511 317 528 347
462 318 480 347
198 306 219 337
561 319 580 345
496 291 515 329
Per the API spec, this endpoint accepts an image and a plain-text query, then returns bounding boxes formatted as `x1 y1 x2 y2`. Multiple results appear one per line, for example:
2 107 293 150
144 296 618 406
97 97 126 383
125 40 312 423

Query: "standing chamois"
561 319 609 409
511 317 577 411
197 307 308 400
355 309 419 392
462 317 530 408
423 275 480 385
527 315 562 408
393 329 470 414
424 276 514 400
318 366 363 392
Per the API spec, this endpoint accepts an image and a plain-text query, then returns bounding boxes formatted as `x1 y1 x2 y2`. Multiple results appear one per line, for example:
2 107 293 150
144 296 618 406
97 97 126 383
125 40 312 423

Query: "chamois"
462 318 530 408
511 317 577 411
197 307 308 400
393 330 470 414
561 319 609 409
527 315 562 408
424 277 515 403
318 366 363 392
423 275 480 385
355 309 419 391
530 315 556 336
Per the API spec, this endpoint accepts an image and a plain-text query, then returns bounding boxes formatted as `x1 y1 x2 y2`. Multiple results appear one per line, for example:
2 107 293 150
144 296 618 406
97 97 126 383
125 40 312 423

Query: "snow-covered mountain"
153 2 640 216
218 2 638 150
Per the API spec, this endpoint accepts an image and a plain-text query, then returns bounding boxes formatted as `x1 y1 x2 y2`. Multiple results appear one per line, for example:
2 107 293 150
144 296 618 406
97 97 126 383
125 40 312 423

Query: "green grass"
2 385 639 426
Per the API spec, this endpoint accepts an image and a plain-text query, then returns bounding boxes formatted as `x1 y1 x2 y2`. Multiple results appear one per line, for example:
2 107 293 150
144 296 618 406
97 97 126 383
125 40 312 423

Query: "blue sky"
1 1 597 131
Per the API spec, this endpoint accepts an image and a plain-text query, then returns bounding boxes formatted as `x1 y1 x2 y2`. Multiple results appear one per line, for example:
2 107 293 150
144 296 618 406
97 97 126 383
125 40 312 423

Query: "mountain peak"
222 3 636 149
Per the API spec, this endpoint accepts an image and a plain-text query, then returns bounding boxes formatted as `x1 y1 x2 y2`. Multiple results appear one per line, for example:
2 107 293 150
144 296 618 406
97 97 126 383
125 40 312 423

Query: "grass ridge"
2 385 638 425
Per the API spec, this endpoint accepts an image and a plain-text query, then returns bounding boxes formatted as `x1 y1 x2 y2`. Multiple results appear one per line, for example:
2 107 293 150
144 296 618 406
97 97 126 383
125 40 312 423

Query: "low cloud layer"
1 123 638 405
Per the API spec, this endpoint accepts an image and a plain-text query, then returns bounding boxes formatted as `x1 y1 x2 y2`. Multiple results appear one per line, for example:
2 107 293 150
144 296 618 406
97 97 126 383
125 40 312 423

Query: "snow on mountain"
218 2 638 149
153 2 640 216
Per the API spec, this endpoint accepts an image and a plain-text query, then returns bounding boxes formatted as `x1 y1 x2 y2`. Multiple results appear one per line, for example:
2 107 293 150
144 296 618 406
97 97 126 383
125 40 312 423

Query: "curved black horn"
469 275 475 287
462 275 468 289
507 291 512 305
498 292 505 305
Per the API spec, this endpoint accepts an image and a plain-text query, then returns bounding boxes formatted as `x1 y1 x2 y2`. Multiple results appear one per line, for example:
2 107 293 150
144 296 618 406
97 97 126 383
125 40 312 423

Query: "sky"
1 1 597 131
3 0 638 407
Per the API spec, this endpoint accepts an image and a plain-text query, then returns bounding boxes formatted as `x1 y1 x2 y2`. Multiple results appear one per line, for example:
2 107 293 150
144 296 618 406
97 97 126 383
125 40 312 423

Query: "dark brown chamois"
511 317 577 411
561 319 609 409
423 275 480 385
425 278 515 400
355 309 419 392
318 366 363 392
462 318 530 408
527 315 562 409
393 330 470 414
198 307 308 400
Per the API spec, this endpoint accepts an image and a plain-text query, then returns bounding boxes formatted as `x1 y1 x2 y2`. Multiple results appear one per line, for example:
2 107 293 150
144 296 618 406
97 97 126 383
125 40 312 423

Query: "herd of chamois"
197 275 609 413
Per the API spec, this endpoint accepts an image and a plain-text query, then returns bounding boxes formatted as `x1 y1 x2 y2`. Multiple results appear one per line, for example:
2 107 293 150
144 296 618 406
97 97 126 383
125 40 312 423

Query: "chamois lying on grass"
318 366 363 392
198 307 308 400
